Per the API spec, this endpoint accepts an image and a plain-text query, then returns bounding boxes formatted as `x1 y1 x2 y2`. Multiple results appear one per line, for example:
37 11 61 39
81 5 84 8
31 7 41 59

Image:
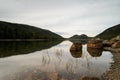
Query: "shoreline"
103 48 120 80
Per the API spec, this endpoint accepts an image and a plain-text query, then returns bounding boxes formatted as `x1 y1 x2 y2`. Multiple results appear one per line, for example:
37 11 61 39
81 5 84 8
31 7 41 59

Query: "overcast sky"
0 0 120 37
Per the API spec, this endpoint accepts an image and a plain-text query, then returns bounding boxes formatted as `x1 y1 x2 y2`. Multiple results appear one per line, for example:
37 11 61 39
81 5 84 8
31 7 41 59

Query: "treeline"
69 34 88 39
0 21 63 39
96 24 120 40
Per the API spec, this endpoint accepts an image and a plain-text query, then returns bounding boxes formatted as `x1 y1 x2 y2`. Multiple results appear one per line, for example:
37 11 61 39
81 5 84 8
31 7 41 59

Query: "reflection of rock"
80 76 99 80
70 42 82 58
70 49 82 58
87 48 103 57
70 39 88 44
87 39 103 48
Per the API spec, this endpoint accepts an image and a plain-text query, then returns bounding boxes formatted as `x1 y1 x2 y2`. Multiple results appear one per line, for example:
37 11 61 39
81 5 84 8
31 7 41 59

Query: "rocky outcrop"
70 42 82 51
102 36 120 51
87 38 103 48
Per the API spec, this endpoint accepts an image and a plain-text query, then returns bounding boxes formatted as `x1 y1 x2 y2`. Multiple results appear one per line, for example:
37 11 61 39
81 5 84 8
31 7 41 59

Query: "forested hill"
0 21 63 39
96 24 120 40
70 34 88 39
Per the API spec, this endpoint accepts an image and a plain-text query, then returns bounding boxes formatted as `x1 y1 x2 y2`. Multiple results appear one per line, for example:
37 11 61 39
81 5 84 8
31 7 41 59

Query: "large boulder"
87 38 103 48
70 42 82 51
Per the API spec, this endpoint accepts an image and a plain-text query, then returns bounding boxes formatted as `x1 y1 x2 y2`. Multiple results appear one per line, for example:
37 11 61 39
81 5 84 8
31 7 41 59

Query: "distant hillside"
69 34 89 44
70 34 88 39
96 24 120 40
0 21 63 40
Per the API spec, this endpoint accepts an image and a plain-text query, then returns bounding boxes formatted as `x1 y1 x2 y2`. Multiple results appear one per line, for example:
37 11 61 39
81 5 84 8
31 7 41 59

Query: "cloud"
0 0 120 37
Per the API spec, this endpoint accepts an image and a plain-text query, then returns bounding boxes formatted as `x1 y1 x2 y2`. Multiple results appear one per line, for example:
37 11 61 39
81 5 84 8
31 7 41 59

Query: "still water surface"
0 41 113 80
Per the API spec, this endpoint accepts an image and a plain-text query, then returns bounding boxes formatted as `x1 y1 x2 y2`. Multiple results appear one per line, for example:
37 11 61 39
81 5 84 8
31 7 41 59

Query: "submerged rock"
48 72 58 80
80 76 99 80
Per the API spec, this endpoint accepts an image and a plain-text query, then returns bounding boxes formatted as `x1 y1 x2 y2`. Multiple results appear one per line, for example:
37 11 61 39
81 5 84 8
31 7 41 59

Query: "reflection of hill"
87 48 103 57
69 39 88 44
0 41 62 58
70 34 88 40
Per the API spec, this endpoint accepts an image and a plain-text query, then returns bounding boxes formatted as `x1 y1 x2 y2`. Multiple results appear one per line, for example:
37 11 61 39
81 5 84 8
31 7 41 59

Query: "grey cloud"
0 0 120 37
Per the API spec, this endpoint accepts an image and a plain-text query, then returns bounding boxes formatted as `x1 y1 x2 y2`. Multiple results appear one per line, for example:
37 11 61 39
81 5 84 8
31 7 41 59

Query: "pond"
0 40 113 80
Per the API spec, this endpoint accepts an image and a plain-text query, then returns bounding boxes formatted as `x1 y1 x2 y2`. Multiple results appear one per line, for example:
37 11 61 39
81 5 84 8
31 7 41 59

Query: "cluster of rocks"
69 35 120 58
87 38 103 49
87 35 120 50
70 41 103 58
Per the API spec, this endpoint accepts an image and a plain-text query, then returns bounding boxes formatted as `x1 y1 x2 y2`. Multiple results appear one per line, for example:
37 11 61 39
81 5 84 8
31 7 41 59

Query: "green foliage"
0 21 63 39
70 34 88 39
69 34 89 44
96 24 120 40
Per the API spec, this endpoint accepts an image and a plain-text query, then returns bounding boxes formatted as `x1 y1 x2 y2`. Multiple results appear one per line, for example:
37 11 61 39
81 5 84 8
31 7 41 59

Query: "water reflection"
0 41 113 80
70 50 82 58
0 40 62 58
87 48 103 57
69 39 88 44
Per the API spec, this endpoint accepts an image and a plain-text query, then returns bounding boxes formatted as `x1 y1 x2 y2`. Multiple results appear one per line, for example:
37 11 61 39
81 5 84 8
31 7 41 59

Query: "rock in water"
87 38 103 48
70 42 82 51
